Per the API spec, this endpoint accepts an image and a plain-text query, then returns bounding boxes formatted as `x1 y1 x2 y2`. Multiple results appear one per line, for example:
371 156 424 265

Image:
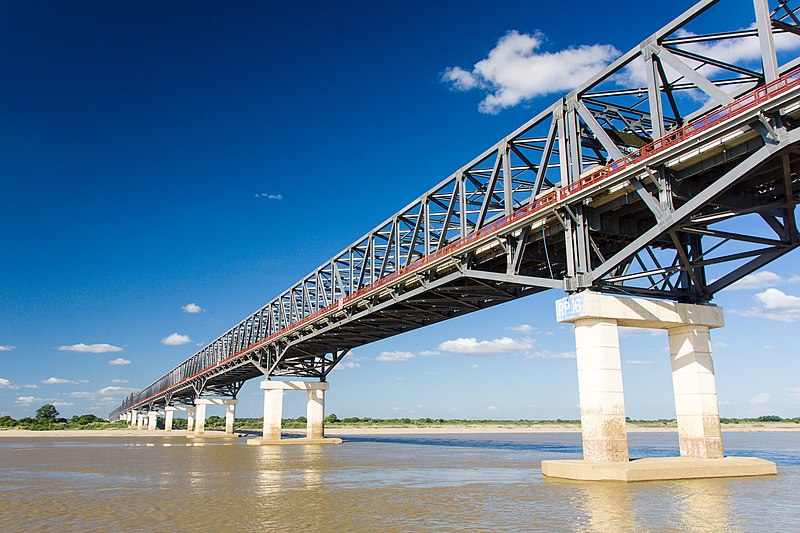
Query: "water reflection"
571 481 640 532
674 479 734 532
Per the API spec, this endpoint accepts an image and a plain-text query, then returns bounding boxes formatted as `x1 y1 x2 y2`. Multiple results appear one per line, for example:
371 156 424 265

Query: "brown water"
0 432 798 532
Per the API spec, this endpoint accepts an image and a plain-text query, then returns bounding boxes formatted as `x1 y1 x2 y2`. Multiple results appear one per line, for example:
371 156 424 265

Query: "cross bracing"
112 0 800 418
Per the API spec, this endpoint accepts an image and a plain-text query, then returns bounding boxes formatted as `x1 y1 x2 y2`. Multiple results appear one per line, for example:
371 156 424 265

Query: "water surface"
0 431 797 531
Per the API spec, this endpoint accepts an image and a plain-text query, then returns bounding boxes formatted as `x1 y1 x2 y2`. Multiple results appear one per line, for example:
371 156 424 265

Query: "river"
0 431 798 532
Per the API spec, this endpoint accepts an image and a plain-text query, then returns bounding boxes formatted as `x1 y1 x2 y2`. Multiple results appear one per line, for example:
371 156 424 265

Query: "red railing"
123 66 800 412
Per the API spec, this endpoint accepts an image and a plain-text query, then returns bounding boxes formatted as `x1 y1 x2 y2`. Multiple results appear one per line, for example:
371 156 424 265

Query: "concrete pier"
248 380 342 446
164 406 176 432
544 291 776 481
147 411 158 431
187 398 240 438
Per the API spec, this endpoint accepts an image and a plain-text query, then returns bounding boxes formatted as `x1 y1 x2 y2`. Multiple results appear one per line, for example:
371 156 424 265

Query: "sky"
1 0 799 421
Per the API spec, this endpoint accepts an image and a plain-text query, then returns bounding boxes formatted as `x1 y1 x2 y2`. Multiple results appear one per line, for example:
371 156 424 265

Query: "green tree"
325 413 339 424
35 404 59 423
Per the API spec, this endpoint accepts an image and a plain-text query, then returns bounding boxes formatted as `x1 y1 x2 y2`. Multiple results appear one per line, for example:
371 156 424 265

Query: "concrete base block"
246 437 343 446
541 456 776 482
187 431 242 439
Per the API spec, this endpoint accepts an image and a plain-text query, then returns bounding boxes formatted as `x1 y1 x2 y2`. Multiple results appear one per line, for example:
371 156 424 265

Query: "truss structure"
112 0 800 418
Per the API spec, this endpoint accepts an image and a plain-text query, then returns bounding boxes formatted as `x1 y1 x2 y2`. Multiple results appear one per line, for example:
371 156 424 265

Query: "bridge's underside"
112 0 800 417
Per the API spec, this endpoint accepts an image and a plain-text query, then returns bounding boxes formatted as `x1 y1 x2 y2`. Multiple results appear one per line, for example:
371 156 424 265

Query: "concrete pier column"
164 406 176 432
194 400 207 435
186 406 195 432
669 325 723 458
306 386 327 439
147 411 158 431
575 317 628 462
261 385 284 440
137 413 145 431
224 400 238 435
130 409 138 428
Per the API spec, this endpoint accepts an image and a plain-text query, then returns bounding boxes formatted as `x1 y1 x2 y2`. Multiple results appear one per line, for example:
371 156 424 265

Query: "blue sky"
2 0 799 420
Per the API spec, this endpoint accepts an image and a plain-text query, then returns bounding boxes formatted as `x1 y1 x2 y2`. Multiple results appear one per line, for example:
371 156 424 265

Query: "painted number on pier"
555 293 585 322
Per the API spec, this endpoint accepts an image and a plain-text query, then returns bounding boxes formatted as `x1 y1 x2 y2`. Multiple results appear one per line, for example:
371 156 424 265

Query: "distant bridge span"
112 0 800 470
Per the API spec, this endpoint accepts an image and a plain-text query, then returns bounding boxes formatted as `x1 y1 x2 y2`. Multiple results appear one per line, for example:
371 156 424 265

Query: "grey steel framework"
112 0 800 418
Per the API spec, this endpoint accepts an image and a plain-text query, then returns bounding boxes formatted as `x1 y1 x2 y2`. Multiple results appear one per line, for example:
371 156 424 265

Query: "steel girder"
111 0 800 418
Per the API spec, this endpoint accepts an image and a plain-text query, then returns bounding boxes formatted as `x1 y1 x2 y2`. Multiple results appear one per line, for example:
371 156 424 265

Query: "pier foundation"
248 380 342 446
187 398 240 438
542 291 776 481
164 406 176 432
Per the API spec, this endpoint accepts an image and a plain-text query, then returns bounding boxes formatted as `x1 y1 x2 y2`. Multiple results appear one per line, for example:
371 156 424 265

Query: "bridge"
112 0 799 480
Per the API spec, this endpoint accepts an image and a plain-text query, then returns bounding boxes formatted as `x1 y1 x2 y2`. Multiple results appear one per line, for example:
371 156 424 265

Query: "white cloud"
15 396 41 405
69 391 96 399
41 377 77 385
442 30 619 114
334 361 361 370
255 193 283 200
741 288 800 322
526 350 576 360
727 271 782 291
626 359 654 365
58 343 123 353
161 333 192 346
52 401 74 408
789 275 800 284
99 386 138 395
418 350 441 357
182 303 203 314
111 379 129 384
508 324 532 333
469 364 480 369
787 388 800 403
20 384 38 389
377 351 416 362
0 345 15 351
439 336 533 355
486 405 499 411
0 378 13 388
750 392 771 406
108 358 131 365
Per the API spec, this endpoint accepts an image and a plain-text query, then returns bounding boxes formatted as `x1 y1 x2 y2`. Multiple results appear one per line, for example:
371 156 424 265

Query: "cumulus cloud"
99 386 138 395
0 378 13 388
15 396 41 405
334 361 361 370
727 271 783 291
626 359 654 365
787 388 800 403
508 324 532 333
182 303 203 314
377 351 416 362
111 379 129 384
442 30 619 113
255 193 283 200
439 336 533 355
41 377 77 385
52 401 74 408
0 345 16 351
161 333 192 346
741 288 800 322
58 343 123 353
108 358 131 365
750 392 771 406
69 391 96 399
526 350 576 360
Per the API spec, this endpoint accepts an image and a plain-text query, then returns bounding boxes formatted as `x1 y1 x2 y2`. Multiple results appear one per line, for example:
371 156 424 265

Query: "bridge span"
113 0 799 480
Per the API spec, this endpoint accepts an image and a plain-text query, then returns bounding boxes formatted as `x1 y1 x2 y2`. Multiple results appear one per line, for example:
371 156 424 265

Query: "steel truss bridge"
112 0 800 419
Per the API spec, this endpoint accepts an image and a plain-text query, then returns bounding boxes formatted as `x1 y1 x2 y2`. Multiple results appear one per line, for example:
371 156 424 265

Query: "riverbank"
0 422 798 438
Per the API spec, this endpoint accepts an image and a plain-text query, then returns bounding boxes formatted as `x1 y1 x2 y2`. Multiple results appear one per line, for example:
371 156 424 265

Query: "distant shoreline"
0 422 797 438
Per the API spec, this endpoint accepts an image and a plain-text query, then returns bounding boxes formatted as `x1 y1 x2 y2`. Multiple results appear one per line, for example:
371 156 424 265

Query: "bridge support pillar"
147 411 158 431
574 317 628 462
225 400 238 435
669 325 723 459
164 406 176 432
248 380 341 446
129 409 138 428
542 291 776 481
136 412 145 431
187 406 195 432
193 400 208 435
